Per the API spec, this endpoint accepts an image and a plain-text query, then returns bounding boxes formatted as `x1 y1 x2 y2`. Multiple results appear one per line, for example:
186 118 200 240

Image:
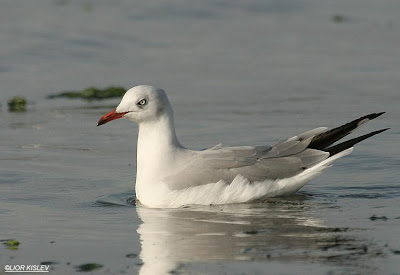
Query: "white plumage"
97 85 384 208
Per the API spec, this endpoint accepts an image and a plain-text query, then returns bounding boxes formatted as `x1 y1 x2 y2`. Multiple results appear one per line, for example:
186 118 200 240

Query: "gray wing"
165 127 330 190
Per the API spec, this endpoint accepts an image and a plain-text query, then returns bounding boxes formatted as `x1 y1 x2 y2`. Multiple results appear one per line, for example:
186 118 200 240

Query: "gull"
97 85 388 208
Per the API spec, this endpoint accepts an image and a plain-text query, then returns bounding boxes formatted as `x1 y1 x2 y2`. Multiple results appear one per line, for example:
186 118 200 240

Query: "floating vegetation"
8 96 27 112
243 230 262 235
332 14 346 23
125 253 138 258
47 86 126 101
369 215 388 221
1 239 20 250
75 263 103 272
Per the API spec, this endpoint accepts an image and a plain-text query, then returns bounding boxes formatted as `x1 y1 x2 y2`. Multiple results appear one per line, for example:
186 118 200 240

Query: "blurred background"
0 0 399 274
1 0 399 101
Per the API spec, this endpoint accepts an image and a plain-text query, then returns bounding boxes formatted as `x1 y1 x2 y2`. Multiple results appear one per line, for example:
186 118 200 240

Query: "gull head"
97 85 172 126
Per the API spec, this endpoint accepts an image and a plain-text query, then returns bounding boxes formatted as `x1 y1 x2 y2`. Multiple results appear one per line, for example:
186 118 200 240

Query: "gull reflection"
135 196 362 275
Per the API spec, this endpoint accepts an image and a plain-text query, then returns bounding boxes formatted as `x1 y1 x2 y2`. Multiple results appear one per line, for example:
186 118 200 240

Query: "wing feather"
165 128 330 190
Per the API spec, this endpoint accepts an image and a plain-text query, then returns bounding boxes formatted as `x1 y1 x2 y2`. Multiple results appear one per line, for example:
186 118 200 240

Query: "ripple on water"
76 192 136 208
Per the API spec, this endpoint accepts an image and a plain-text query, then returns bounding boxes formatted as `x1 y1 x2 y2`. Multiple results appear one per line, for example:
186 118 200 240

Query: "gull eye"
137 98 147 106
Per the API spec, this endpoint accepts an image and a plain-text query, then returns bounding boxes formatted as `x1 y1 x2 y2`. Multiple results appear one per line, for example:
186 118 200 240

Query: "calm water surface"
1 0 399 274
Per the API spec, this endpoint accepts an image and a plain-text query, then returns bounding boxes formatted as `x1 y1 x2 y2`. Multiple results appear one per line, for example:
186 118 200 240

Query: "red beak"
97 109 128 126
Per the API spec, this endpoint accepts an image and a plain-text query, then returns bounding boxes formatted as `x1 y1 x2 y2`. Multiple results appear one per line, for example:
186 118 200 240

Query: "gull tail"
308 112 388 156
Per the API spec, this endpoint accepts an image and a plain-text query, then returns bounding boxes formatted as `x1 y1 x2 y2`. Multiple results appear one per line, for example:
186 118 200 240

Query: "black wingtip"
309 112 387 150
374 127 390 134
324 128 389 156
367 112 385 120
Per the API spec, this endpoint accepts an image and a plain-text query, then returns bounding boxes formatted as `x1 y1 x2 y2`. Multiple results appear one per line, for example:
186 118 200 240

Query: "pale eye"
137 98 147 106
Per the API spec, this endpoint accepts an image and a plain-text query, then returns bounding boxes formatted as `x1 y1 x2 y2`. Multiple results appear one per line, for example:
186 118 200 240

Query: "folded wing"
165 112 387 191
166 127 329 190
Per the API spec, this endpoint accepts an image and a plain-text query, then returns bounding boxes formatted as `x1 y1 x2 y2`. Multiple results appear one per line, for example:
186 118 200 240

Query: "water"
1 0 399 274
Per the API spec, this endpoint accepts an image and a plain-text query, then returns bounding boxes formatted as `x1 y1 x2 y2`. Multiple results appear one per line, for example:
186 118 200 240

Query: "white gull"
98 85 387 208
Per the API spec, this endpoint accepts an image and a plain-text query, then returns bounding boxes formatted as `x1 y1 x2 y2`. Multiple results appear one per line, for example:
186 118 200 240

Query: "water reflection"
135 197 376 275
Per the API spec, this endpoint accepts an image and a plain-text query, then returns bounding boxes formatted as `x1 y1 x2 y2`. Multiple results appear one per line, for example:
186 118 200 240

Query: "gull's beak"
97 109 128 126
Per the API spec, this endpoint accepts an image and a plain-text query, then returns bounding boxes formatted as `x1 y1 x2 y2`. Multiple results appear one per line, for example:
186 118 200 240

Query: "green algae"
75 263 103 272
332 14 346 23
47 86 126 100
1 239 20 250
8 96 27 112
